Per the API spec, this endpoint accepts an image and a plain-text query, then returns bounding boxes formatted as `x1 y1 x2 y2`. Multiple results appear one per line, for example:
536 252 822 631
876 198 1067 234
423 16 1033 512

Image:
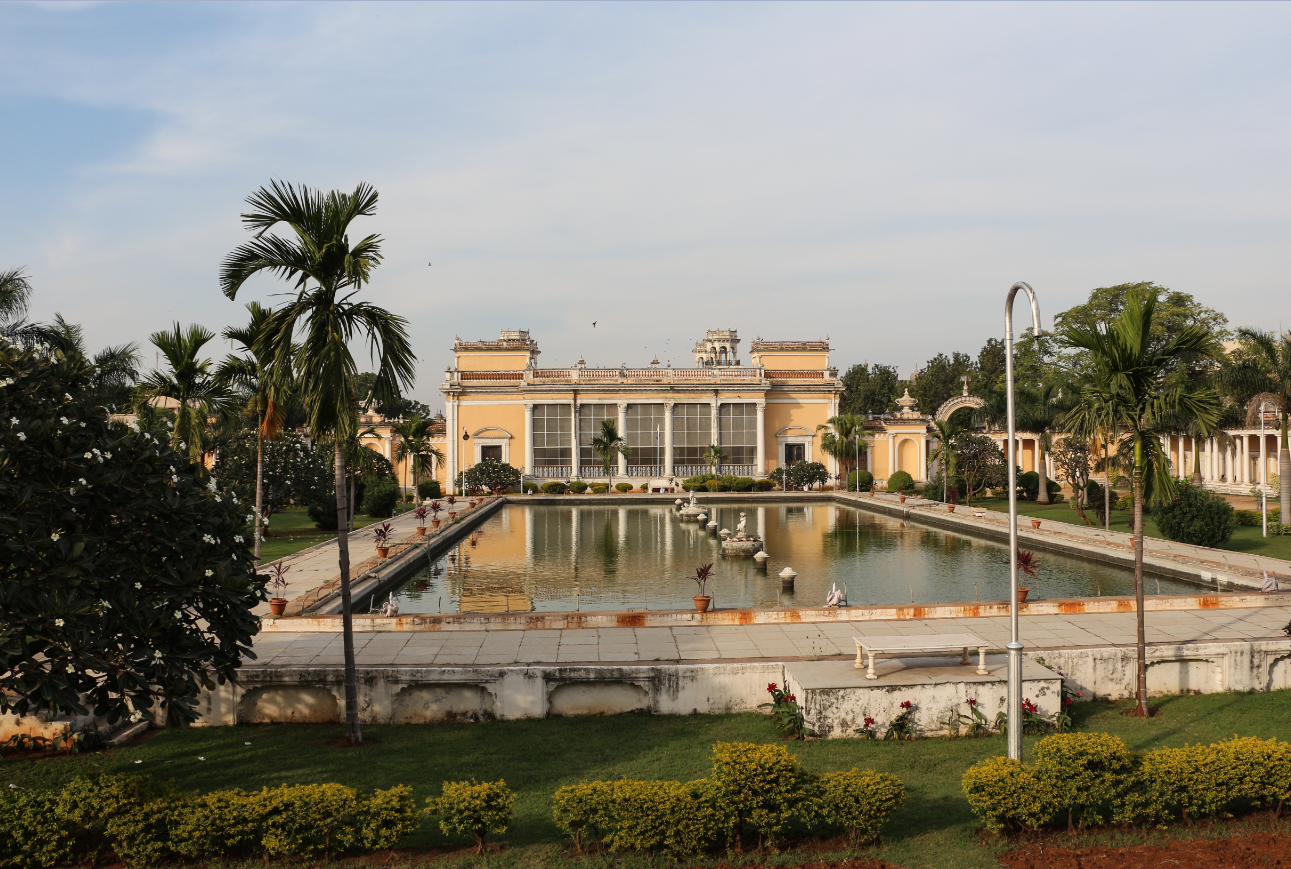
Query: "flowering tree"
0 341 265 728
212 430 332 517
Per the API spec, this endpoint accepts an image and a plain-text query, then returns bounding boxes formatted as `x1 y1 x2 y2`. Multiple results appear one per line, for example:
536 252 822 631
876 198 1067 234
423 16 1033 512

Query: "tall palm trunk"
1035 437 1050 504
1281 411 1290 520
1104 440 1112 531
254 424 264 560
334 443 362 745
1132 439 1148 718
349 475 356 530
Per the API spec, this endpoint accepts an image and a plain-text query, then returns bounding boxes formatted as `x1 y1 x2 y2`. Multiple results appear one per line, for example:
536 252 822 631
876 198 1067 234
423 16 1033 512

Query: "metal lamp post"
1261 401 1273 537
1005 281 1042 762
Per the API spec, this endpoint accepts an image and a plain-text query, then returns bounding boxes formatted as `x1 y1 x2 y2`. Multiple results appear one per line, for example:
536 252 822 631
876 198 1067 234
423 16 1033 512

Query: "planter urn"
899 495 907 503
416 526 427 537
431 518 441 529
376 546 390 559
1017 587 1030 603
1031 519 1042 530
693 595 712 613
947 505 955 513
268 598 287 617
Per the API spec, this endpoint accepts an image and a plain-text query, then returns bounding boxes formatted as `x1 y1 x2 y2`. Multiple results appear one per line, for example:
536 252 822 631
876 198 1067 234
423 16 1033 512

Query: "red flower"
1022 698 1038 713
787 694 796 702
967 699 977 707
864 717 876 727
899 700 913 709
768 683 778 692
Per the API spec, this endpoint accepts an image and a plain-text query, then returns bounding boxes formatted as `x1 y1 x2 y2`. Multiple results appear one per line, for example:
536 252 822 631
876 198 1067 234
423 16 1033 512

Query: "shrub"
615 482 633 493
1153 482 1236 548
170 788 268 858
1236 507 1281 526
848 469 874 492
259 783 363 858
1033 733 1134 830
710 742 808 847
426 780 513 853
814 769 905 844
707 480 730 491
309 500 341 531
1114 494 1134 512
417 480 442 499
0 788 78 869
755 479 776 491
639 483 651 492
885 470 915 494
1018 471 1039 499
541 481 567 495
361 478 400 518
59 773 175 866
732 477 755 492
522 481 539 493
356 785 420 850
591 484 608 494
567 481 589 494
961 756 1056 833
552 781 615 854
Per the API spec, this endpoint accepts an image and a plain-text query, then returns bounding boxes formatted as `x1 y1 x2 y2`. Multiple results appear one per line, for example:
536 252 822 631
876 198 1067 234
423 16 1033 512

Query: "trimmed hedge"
963 734 1291 834
614 482 633 493
567 481 589 494
0 773 418 868
522 481 539 493
541 481 567 495
417 480 442 499
590 483 608 494
885 471 915 494
848 469 874 492
755 479 777 491
361 478 400 518
425 780 513 852
552 741 903 855
1236 506 1281 526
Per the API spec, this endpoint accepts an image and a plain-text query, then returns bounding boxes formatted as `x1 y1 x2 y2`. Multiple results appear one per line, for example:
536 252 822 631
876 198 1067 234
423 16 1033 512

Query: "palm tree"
817 414 868 489
1015 382 1066 505
217 302 292 560
137 323 236 464
1061 289 1220 717
928 419 965 501
220 180 415 746
0 267 46 348
703 443 728 477
391 414 444 502
591 419 630 490
1224 328 1291 520
47 313 140 412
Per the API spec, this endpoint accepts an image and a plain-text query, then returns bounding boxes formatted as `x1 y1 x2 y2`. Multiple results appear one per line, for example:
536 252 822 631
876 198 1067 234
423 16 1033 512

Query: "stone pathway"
244 603 1291 668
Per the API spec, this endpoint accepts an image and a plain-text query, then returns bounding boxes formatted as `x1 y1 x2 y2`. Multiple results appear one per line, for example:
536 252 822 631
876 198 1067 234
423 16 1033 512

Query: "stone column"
571 400 580 479
1227 441 1236 483
755 401 766 476
711 396 720 450
446 398 458 494
524 402 535 479
664 402 675 476
919 432 928 481
888 434 896 478
617 402 629 477
1240 434 1249 484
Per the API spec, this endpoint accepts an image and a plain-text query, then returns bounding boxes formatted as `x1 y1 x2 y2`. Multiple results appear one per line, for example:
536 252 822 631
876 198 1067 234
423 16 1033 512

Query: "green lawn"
968 497 1291 561
256 504 418 562
5 691 1291 868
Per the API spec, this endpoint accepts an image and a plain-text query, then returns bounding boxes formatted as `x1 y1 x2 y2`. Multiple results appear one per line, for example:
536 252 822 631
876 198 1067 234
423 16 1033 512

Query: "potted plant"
414 505 429 537
446 495 457 515
266 562 291 616
691 562 714 612
429 500 443 528
1016 548 1039 602
373 521 394 559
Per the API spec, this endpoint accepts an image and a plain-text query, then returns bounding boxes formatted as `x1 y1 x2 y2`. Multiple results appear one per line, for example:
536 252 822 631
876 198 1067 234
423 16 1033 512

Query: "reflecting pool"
384 501 1198 614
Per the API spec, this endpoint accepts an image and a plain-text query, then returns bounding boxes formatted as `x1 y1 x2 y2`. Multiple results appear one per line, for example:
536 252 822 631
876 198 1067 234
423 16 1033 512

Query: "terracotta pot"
1017 587 1030 603
693 595 712 613
947 505 956 513
268 598 287 617
416 526 426 537
431 518 441 529
1031 519 1042 529
376 546 390 558
899 495 907 503
468 499 477 508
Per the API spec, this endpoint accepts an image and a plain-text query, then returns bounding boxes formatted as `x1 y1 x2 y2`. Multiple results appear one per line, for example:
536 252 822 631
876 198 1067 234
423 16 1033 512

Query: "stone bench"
853 633 990 680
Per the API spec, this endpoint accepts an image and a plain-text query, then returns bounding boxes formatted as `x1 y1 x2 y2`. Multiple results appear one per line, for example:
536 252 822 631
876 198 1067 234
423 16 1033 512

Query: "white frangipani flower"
54 619 64 627
16 432 25 441
50 531 61 541
134 582 142 589
204 569 213 577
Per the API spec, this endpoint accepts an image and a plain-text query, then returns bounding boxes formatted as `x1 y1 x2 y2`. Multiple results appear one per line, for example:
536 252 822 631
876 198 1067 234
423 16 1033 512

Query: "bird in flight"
592 321 597 327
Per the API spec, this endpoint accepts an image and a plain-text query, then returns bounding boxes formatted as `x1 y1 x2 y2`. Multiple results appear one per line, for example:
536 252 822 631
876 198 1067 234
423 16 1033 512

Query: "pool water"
384 501 1197 614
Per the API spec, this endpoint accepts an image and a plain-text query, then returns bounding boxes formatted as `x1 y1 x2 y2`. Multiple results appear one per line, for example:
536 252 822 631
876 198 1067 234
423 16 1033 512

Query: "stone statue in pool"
721 512 762 556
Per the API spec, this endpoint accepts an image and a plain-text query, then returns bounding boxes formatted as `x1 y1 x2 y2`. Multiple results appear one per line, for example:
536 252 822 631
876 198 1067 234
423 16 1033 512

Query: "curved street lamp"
1005 281 1042 762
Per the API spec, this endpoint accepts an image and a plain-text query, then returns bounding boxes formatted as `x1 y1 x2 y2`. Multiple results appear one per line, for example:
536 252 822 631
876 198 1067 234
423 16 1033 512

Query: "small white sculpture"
824 583 844 607
736 512 747 537
1263 571 1279 593
689 489 699 508
380 592 400 617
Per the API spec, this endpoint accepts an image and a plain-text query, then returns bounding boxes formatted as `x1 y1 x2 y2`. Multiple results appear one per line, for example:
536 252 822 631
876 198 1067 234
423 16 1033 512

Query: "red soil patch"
1001 831 1291 869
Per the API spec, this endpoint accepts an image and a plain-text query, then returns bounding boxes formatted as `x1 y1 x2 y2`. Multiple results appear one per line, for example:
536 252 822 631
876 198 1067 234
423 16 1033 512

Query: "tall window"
672 403 712 468
578 404 615 472
719 403 757 466
626 404 665 468
532 404 571 468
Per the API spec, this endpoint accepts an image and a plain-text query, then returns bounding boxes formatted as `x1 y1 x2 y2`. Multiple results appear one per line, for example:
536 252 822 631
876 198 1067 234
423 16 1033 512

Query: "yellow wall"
751 351 830 370
456 351 533 371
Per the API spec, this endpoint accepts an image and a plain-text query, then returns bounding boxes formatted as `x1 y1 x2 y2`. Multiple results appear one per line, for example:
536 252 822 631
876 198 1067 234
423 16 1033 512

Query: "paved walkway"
245 604 1291 668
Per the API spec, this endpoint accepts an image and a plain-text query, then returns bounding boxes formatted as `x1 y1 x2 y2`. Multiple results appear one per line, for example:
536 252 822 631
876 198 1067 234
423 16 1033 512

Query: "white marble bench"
853 633 990 680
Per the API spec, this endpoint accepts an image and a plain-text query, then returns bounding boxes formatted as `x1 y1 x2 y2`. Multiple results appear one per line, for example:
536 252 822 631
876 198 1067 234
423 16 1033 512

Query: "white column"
1240 434 1249 484
571 401 580 479
1261 430 1268 492
711 397 720 450
919 433 928 481
617 402 629 477
888 434 896 478
446 398 458 494
523 402 534 478
664 402 675 476
1227 441 1236 483
755 401 766 476
1208 437 1216 481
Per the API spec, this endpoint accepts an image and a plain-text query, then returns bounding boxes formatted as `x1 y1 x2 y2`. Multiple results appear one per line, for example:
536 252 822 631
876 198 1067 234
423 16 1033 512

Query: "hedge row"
0 774 420 868
962 733 1291 834
552 742 904 856
681 475 776 492
1236 506 1282 526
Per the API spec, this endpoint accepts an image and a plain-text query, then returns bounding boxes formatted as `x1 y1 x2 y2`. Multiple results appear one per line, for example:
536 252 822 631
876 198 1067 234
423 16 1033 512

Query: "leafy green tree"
350 371 433 419
1154 482 1236 548
390 414 444 502
0 341 264 727
217 302 293 559
951 433 1007 504
771 460 829 490
589 419 630 492
910 352 975 419
817 415 868 485
211 430 331 517
456 460 522 493
137 323 236 465
971 337 1006 395
1223 328 1291 520
1061 288 1220 717
220 180 415 746
839 363 900 416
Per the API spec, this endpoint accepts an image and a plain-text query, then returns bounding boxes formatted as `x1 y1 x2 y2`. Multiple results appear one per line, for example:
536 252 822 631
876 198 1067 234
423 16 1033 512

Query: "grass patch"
4 691 1290 868
971 497 1291 561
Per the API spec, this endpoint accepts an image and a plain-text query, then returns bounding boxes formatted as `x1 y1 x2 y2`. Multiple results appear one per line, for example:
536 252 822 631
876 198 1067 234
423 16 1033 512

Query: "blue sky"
3 1 1289 409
